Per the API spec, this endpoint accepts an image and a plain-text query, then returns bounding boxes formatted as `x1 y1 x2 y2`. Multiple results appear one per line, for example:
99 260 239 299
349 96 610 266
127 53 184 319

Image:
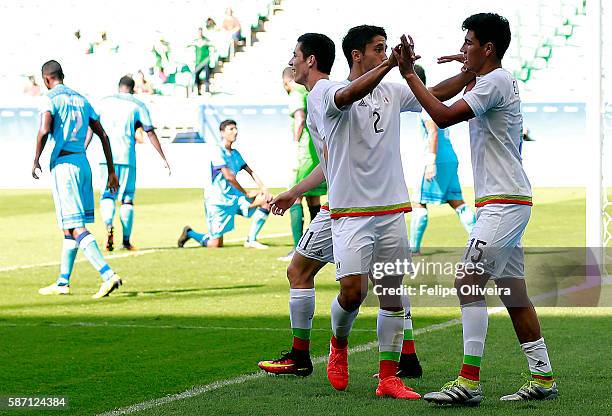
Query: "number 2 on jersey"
373 111 384 133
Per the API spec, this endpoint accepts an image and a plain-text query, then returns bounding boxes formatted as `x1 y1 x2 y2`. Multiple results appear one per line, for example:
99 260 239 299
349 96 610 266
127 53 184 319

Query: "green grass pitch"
1 187 610 415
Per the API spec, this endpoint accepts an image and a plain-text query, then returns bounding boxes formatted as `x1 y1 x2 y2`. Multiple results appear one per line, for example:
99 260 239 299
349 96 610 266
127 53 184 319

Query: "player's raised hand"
437 54 464 64
270 190 299 216
393 34 420 77
32 159 42 179
107 171 119 194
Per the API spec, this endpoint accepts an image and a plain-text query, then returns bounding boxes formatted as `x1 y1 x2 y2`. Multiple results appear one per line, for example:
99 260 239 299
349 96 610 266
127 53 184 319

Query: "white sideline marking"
0 233 291 273
97 307 505 415
0 322 376 332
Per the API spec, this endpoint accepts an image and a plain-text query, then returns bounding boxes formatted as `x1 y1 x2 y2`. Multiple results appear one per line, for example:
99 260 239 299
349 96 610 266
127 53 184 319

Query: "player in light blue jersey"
33 60 123 299
87 75 170 251
409 65 476 255
178 119 272 248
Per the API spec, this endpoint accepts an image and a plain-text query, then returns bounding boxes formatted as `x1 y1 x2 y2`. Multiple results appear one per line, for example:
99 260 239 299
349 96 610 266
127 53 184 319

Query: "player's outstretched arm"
32 111 52 179
221 167 250 196
270 165 324 215
146 129 171 175
333 55 400 109
89 119 119 193
394 35 474 129
243 165 272 202
429 71 475 102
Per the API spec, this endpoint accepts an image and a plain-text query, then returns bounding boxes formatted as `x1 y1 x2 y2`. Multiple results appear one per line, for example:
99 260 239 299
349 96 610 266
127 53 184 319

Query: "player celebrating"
88 75 171 252
178 120 271 248
259 33 423 381
410 65 476 255
260 27 473 400
35 60 123 299
279 67 327 261
394 13 557 404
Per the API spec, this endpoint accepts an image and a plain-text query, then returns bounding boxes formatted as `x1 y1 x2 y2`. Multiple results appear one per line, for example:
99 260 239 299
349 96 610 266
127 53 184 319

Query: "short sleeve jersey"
462 68 532 207
40 84 99 168
98 93 154 167
317 80 422 218
419 111 458 164
205 144 248 205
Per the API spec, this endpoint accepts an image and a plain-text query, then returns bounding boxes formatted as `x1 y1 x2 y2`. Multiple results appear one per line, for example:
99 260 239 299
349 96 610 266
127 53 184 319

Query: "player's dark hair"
296 33 335 75
41 60 64 80
462 13 511 59
219 119 237 131
119 75 135 91
414 64 426 85
342 25 387 68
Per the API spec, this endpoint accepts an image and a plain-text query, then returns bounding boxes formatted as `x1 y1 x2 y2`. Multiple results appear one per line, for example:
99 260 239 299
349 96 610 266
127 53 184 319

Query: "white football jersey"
315 80 421 218
462 68 532 207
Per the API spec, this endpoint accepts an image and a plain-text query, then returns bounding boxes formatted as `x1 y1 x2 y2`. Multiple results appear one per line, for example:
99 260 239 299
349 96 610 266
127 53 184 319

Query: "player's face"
361 36 388 72
222 124 238 142
289 43 308 85
460 30 487 73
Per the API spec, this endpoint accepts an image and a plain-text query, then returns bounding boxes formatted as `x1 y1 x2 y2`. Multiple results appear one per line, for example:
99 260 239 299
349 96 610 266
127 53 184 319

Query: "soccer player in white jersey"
87 75 170 251
393 13 557 404
34 60 123 299
258 32 422 381
259 27 474 399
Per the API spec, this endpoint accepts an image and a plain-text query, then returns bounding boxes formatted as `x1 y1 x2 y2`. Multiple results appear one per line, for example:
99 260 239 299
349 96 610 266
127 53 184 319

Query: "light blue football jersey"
205 145 248 205
41 84 98 168
97 93 153 167
419 111 458 164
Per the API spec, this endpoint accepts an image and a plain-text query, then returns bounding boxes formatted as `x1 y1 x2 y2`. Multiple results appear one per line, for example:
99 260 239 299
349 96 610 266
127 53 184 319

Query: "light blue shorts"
100 163 136 203
51 153 95 230
413 162 463 204
205 195 256 239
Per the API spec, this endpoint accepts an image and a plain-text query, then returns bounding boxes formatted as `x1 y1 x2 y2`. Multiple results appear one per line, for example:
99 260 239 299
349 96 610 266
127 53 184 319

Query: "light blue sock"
100 198 116 228
456 204 476 234
76 231 114 281
57 236 78 286
187 229 209 246
120 203 134 242
247 208 269 242
409 207 428 253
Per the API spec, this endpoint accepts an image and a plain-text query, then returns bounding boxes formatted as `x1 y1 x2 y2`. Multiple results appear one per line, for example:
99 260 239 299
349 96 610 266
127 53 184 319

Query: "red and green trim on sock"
379 351 401 379
401 329 416 355
291 328 310 352
459 354 481 381
531 371 554 383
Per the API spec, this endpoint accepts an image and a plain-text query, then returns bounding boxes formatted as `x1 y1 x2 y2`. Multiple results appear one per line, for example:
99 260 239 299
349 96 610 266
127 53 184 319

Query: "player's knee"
207 238 222 247
340 283 367 308
287 267 312 288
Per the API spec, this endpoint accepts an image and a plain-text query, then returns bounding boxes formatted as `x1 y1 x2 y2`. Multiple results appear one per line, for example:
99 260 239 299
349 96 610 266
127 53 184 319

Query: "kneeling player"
178 120 271 248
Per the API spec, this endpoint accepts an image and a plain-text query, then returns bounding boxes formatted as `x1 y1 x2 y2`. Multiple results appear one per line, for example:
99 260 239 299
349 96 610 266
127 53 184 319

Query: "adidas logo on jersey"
358 99 368 107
